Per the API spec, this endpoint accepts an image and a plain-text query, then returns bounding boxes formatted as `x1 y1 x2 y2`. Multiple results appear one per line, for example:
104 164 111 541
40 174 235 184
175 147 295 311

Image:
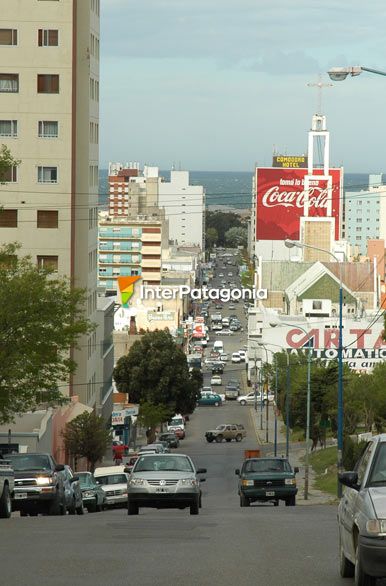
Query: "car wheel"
76 503 84 515
87 498 97 513
355 543 376 586
206 437 213 443
214 402 220 407
96 502 103 512
285 496 296 506
240 400 247 406
235 434 242 442
215 435 223 443
240 494 250 507
127 501 139 515
48 492 62 516
339 534 354 578
0 484 11 518
190 498 199 515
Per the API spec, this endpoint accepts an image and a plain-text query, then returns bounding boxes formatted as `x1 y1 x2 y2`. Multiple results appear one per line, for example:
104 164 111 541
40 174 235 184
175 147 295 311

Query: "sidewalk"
248 401 338 506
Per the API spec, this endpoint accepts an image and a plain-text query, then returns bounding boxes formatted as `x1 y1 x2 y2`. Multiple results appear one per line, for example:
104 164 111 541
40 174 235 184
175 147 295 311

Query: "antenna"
307 74 333 115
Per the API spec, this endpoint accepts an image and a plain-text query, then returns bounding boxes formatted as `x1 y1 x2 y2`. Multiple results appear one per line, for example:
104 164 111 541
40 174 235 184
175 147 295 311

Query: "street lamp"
327 66 386 81
284 238 344 497
258 343 270 444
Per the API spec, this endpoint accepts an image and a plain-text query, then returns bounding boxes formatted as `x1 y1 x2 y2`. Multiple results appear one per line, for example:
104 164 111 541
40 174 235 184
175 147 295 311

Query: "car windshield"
169 418 183 427
134 455 194 473
96 474 127 485
6 454 52 471
368 443 386 485
216 425 226 430
244 459 291 473
77 473 94 487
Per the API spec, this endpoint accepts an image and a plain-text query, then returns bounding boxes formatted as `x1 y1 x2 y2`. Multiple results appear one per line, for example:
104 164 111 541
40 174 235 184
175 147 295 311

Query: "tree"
0 144 20 183
205 227 218 249
0 244 94 423
113 330 202 442
62 412 111 472
205 211 242 246
224 226 248 248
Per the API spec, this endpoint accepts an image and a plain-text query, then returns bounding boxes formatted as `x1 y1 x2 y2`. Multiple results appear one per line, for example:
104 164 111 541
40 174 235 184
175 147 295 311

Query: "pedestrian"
112 443 126 465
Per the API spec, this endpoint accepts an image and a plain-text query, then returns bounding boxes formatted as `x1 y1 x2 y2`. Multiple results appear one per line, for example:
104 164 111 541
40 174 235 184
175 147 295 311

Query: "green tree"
0 144 20 183
62 412 111 472
205 227 218 249
205 211 242 246
0 244 94 423
224 226 248 247
113 330 202 442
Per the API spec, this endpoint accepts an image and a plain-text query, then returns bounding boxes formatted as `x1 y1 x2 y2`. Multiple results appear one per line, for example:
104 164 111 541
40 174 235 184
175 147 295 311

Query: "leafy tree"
205 227 218 249
0 144 20 183
62 412 111 472
113 330 202 441
0 244 94 423
224 226 248 247
205 211 242 246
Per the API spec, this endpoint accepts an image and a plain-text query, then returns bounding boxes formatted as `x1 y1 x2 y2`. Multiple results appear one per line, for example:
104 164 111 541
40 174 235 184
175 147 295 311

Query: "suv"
225 385 239 400
0 455 14 518
235 457 298 507
94 465 129 508
127 453 206 516
205 424 246 443
338 434 386 585
7 453 66 516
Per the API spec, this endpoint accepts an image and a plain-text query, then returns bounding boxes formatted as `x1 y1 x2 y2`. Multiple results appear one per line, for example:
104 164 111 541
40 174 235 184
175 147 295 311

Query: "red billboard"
255 167 342 240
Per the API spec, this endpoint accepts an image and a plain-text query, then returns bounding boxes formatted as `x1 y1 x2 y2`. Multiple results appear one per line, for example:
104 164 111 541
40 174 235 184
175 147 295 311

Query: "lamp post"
258 343 270 443
327 66 386 81
285 238 344 497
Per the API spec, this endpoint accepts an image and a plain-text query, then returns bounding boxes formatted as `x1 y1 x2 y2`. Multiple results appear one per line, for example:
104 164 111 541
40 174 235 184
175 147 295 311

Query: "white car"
219 273 224 277
232 352 241 363
210 375 222 386
238 350 246 361
220 353 229 362
94 466 129 508
228 272 233 277
237 392 264 406
217 329 232 336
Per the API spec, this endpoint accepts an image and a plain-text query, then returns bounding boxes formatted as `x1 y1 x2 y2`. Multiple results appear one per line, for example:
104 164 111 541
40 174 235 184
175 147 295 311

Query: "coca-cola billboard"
255 167 342 240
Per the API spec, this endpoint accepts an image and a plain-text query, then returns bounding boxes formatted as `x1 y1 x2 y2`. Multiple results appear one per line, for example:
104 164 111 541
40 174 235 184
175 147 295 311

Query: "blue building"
344 174 383 255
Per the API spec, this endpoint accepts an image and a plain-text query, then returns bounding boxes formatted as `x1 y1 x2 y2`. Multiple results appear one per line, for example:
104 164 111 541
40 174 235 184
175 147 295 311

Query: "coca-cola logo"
261 186 329 209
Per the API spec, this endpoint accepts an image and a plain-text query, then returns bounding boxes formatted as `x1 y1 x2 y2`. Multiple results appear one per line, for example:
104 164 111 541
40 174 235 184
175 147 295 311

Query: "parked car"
127 453 207 516
94 466 129 508
167 415 185 439
235 457 298 507
7 453 66 516
237 392 264 406
238 350 247 361
205 424 246 443
338 434 386 585
232 352 241 363
225 385 239 400
197 393 222 407
210 375 222 386
0 455 14 518
139 444 166 455
217 329 232 336
158 432 180 449
77 471 106 513
220 353 229 362
60 465 84 515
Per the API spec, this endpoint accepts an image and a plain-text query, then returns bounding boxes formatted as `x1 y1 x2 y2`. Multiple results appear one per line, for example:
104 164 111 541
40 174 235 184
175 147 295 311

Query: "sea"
98 169 381 211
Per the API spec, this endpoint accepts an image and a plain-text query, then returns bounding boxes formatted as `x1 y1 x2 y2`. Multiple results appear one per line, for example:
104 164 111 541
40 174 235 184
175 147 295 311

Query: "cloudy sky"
100 0 386 172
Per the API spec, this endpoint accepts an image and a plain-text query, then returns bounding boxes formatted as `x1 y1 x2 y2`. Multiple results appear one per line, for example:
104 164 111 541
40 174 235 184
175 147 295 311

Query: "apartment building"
0 0 102 407
344 174 383 255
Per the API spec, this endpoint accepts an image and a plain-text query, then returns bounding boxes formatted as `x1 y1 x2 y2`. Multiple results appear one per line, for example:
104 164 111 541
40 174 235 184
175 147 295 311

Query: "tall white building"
0 1 102 408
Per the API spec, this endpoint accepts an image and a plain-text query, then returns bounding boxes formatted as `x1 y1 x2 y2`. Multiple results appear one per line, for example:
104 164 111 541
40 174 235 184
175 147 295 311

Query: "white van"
94 465 129 508
222 317 230 327
213 340 224 354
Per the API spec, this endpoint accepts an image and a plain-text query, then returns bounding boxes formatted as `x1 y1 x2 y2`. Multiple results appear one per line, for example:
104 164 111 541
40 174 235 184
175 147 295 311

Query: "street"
0 402 343 586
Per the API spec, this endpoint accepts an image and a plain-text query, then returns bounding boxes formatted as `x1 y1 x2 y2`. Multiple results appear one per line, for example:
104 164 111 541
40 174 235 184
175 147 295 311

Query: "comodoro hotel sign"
140 285 267 302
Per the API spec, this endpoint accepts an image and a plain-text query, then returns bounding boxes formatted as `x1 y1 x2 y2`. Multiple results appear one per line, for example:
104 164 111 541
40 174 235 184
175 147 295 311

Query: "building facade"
344 174 383 255
0 0 102 407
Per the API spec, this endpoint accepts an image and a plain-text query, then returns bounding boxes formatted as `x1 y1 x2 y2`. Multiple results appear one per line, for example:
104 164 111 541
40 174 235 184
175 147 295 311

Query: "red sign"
255 167 342 240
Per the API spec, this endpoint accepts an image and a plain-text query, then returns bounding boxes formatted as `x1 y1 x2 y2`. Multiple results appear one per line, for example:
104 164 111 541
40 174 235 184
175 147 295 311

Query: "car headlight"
366 519 386 535
36 476 53 486
180 478 197 486
285 478 296 486
241 479 254 487
83 490 95 498
129 478 145 486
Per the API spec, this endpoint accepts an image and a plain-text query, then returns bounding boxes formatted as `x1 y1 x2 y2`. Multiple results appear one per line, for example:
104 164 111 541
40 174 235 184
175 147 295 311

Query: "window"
0 73 19 93
0 209 17 227
38 121 58 138
0 29 18 46
0 120 17 137
37 210 58 228
38 29 58 47
1 166 17 182
37 255 58 271
37 74 59 94
38 166 58 183
355 442 374 485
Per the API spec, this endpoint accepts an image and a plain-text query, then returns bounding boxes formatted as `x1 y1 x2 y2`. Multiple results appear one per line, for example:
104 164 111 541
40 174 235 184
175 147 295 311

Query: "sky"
100 0 386 172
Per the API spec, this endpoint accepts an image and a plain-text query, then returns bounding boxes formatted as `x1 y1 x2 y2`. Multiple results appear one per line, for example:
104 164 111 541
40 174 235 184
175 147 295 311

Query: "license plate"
155 488 167 493
15 493 28 499
265 491 275 497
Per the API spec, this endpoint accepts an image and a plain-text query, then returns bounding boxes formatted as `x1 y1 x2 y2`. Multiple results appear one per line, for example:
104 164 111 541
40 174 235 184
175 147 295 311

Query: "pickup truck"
225 384 239 400
0 456 14 518
6 452 66 516
205 424 246 443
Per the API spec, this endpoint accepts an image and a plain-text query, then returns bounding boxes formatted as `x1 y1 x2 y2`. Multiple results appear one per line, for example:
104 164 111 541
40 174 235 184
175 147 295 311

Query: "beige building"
0 1 102 407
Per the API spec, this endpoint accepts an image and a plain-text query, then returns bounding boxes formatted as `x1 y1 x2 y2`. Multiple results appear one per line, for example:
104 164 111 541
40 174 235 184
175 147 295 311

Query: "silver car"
127 454 206 516
338 434 386 585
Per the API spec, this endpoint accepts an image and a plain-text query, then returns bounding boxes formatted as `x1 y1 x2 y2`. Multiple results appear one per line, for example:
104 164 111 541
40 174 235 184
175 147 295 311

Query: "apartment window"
0 74 19 93
0 120 17 137
0 29 18 46
38 120 58 138
0 209 17 227
38 29 58 47
37 74 59 94
1 166 17 182
38 166 58 183
37 210 58 228
37 255 58 271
